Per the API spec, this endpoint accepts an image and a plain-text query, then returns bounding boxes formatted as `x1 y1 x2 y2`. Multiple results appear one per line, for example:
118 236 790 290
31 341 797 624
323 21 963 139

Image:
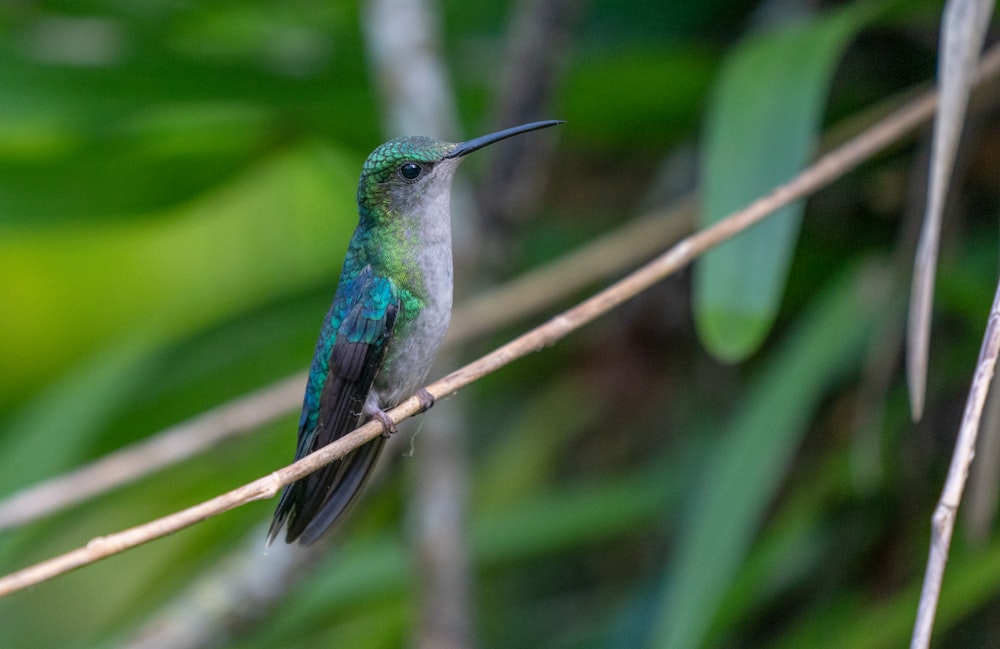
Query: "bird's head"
356 120 564 224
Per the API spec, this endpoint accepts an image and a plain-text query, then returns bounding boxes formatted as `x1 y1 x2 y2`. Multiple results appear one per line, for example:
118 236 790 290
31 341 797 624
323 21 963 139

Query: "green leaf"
693 3 879 362
650 261 892 649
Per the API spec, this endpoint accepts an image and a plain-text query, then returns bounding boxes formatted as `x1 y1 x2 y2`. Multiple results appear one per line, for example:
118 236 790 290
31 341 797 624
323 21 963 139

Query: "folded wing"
269 266 399 544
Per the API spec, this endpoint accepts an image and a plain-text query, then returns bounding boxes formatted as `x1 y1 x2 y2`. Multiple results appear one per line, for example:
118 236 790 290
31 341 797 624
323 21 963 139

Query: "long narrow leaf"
694 3 879 362
907 0 994 420
651 261 891 649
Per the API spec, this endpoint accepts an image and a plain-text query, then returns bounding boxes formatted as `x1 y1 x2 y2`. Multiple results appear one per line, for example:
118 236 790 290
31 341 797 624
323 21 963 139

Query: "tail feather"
267 436 386 545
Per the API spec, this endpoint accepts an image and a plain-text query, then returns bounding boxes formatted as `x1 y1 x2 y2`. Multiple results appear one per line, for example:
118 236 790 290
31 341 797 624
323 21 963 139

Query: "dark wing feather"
268 268 399 545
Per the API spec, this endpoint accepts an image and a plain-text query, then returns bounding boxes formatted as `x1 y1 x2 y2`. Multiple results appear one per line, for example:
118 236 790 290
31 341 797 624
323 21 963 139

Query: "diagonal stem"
909 280 1000 649
0 43 986 596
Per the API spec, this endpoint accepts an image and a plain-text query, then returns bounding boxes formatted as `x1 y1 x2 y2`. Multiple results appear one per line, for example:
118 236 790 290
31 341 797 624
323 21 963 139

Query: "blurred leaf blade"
693 2 879 362
907 0 994 420
651 261 892 649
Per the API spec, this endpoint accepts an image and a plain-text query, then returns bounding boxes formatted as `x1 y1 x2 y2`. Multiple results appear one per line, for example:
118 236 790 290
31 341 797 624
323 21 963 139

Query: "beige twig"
0 197 695 534
0 412 387 597
909 275 1000 649
0 54 968 596
445 197 696 344
0 375 305 532
13 48 974 536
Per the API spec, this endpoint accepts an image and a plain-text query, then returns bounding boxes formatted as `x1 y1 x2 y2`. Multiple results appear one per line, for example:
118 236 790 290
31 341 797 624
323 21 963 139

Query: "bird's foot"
372 410 397 438
416 388 436 413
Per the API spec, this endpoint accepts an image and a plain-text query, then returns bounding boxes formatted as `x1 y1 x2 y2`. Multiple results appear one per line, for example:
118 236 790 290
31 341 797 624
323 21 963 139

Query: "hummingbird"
268 120 563 545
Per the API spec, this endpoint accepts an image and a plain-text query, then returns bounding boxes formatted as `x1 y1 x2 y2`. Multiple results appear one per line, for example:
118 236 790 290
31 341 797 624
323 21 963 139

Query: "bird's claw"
373 410 397 438
370 391 434 438
416 388 436 413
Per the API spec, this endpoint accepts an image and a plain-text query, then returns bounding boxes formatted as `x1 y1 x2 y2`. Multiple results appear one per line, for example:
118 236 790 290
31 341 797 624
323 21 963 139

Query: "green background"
2 1 999 648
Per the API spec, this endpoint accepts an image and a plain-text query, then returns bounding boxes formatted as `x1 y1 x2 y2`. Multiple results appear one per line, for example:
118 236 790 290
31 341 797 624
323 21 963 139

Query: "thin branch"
0 375 304 532
0 194 694 534
445 196 696 343
909 275 1000 649
965 370 1000 543
0 411 386 597
410 398 476 649
0 51 980 596
363 0 460 140
18 40 999 535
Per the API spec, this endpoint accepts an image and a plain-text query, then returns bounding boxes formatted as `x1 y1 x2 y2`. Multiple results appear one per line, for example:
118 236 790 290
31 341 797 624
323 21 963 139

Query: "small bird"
269 120 563 545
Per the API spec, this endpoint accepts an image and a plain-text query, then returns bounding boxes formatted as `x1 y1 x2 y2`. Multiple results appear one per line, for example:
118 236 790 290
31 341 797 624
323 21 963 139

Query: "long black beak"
445 120 564 159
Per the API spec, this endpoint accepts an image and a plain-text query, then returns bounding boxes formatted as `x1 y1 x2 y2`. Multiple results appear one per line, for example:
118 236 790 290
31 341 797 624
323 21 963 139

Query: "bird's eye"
399 162 422 181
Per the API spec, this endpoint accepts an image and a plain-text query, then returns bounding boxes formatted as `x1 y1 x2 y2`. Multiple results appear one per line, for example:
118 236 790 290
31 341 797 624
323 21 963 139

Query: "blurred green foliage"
2 1 1000 649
